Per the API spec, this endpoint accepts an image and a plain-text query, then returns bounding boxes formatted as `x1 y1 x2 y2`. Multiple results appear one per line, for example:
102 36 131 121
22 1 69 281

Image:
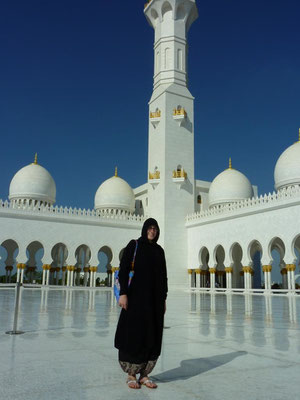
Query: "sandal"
126 378 141 389
139 377 157 389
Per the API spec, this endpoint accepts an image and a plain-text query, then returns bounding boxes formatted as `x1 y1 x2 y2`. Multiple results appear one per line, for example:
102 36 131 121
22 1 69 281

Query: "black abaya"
114 218 168 365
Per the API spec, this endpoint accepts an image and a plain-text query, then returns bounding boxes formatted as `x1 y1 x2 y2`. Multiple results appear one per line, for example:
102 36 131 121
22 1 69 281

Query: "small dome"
274 140 300 191
94 172 135 213
9 159 56 205
209 163 253 208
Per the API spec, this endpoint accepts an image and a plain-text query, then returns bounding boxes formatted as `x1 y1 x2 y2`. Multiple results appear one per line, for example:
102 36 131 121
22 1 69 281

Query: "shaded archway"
269 237 285 289
0 239 19 283
98 246 113 287
198 246 209 288
214 245 226 288
230 243 243 288
26 241 44 283
51 243 68 285
293 235 300 288
75 245 91 286
248 240 262 289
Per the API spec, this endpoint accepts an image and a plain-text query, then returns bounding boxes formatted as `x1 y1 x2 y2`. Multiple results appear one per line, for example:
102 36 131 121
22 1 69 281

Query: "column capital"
209 268 216 274
187 269 193 275
225 267 233 274
280 267 287 275
286 264 296 271
195 269 201 274
262 265 272 272
17 263 26 269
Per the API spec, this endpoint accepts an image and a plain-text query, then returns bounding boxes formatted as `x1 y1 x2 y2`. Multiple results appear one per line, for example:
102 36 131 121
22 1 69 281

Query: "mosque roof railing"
0 200 145 227
186 184 300 226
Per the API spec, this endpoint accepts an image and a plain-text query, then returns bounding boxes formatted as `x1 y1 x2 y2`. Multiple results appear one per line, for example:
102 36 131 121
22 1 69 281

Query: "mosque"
1 0 299 293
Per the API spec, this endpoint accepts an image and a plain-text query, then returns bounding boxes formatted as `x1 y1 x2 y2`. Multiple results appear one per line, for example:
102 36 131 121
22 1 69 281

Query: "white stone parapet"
186 185 300 225
0 199 145 226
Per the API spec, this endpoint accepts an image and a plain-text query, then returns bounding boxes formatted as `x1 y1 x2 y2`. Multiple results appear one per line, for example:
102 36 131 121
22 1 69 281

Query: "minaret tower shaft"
144 0 198 286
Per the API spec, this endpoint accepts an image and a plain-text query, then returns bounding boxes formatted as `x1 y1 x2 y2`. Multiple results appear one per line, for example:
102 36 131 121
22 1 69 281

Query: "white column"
263 265 272 291
46 269 50 286
16 266 21 283
225 267 233 290
286 264 296 291
70 270 74 287
42 267 46 286
20 267 25 284
209 268 216 290
89 270 94 287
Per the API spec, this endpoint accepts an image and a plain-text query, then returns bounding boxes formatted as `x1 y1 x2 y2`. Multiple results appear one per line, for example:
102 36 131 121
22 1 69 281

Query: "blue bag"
114 240 138 302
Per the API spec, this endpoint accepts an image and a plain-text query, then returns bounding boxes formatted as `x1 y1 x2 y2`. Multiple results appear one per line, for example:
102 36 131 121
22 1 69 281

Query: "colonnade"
14 263 114 288
188 263 297 291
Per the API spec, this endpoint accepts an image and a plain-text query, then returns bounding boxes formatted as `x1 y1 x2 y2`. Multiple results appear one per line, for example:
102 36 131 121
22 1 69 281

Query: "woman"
114 218 168 389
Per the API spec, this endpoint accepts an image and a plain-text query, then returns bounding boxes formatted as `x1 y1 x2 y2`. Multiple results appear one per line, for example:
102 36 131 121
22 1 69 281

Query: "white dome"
274 141 300 191
9 161 56 205
209 167 253 208
94 174 135 213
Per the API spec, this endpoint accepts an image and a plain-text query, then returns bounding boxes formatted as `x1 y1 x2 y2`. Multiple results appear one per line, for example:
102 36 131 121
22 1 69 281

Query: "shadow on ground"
152 351 247 382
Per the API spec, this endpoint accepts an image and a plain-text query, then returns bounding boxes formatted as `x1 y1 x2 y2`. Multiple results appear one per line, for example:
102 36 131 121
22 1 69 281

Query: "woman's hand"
119 294 128 310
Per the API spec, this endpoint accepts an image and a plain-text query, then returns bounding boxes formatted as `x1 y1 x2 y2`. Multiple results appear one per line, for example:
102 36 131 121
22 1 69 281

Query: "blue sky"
0 0 299 209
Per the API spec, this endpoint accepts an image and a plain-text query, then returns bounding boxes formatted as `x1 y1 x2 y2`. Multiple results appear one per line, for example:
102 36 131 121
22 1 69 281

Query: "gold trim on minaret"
228 157 232 169
33 153 38 165
115 166 118 177
298 128 300 142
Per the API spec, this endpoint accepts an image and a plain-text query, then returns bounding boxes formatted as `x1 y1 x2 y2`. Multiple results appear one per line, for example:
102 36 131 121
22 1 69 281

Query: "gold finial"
229 157 232 169
34 153 38 165
115 166 118 177
298 128 300 142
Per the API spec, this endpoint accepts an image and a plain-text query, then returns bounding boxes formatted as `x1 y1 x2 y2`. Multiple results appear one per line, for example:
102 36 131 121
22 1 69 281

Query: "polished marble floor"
1 287 300 400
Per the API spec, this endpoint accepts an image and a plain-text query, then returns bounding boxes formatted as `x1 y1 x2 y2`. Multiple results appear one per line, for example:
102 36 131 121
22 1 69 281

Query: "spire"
298 128 300 142
228 157 232 169
34 153 38 165
115 166 118 177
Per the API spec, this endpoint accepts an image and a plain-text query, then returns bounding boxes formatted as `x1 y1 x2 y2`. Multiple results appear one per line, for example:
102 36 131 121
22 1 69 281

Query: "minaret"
144 0 198 286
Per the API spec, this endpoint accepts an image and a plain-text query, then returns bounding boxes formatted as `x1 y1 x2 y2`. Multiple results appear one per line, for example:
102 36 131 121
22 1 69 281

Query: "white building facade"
0 0 299 293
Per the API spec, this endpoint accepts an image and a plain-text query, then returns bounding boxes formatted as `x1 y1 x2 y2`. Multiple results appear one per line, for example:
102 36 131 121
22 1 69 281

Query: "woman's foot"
139 376 157 389
126 375 141 389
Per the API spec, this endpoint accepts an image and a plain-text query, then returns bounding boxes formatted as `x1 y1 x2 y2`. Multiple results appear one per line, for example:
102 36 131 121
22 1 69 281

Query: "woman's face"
147 225 158 241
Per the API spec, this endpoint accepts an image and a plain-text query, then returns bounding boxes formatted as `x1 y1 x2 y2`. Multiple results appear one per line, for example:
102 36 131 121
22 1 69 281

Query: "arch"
51 243 68 285
176 4 186 20
198 246 210 288
230 242 243 288
268 237 286 289
151 8 159 20
155 50 160 73
161 1 173 20
177 49 183 70
0 239 19 283
98 246 113 287
213 245 225 288
119 248 125 262
26 241 44 284
248 240 263 289
164 47 171 69
75 244 91 286
198 246 209 268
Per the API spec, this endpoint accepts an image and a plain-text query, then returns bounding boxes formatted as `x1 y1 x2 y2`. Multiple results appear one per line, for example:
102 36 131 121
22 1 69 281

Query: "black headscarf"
141 218 160 243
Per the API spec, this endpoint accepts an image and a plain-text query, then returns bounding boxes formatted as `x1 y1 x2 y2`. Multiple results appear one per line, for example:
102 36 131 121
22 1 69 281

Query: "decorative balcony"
173 107 187 126
149 170 160 188
149 109 161 129
172 168 187 188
